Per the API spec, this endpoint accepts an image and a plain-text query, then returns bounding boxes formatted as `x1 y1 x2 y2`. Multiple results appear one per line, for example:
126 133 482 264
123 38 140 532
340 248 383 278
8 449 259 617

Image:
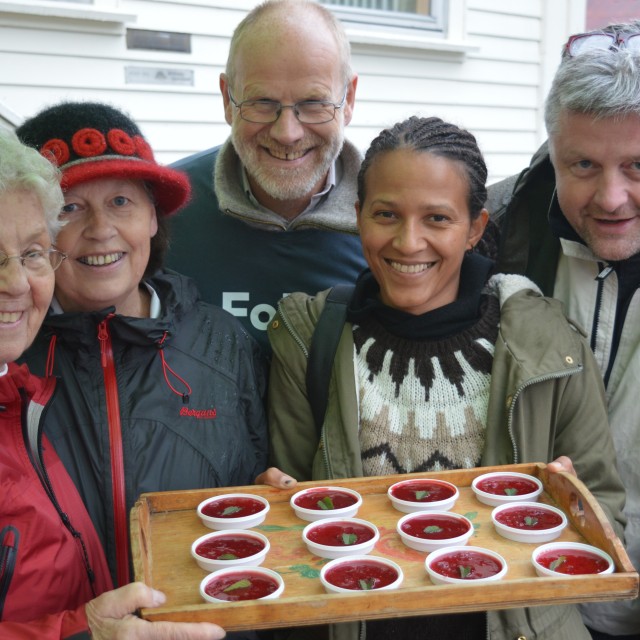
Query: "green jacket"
268 274 626 640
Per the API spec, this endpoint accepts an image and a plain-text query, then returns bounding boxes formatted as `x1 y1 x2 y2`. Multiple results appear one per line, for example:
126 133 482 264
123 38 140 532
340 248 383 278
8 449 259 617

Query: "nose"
84 208 117 241
392 219 427 254
593 170 630 213
268 106 305 145
0 258 30 296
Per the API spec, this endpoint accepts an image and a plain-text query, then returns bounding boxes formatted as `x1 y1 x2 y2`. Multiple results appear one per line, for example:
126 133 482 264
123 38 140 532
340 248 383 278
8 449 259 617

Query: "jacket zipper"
0 526 19 620
98 318 130 586
21 385 98 600
276 302 309 358
506 366 582 464
590 263 607 354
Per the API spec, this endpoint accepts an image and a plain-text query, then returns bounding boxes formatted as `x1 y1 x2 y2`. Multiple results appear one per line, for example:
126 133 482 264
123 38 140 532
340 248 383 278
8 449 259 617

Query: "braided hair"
357 116 488 220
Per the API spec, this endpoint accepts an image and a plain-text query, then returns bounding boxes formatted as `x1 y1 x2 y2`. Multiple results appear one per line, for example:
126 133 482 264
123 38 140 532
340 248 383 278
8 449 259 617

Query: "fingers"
88 583 165 621
86 583 226 640
255 466 297 488
547 456 577 477
128 620 226 640
85 583 161 639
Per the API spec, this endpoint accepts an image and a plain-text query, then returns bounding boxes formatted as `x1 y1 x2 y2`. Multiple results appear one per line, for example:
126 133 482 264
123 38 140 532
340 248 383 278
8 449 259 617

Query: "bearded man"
167 0 366 352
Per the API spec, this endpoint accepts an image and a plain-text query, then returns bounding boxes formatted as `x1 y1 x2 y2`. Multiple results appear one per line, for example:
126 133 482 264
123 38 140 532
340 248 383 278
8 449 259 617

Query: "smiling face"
0 189 55 366
550 111 640 261
54 178 158 317
220 11 356 218
357 149 487 315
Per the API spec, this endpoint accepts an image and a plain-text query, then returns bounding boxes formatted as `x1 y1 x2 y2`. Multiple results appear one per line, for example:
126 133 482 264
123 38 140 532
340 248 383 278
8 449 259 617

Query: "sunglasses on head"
563 30 640 57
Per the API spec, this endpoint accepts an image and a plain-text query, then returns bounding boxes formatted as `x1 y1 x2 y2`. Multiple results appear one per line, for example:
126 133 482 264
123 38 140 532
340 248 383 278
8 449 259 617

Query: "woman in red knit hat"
14 102 292 613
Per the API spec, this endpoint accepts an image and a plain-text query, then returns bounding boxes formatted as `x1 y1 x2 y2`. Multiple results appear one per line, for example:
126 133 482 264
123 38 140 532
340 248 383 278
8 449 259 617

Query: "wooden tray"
131 463 638 630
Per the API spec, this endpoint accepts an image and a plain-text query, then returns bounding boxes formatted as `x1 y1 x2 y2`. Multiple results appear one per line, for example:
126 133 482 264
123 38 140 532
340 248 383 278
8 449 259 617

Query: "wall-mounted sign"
127 29 191 53
125 66 194 86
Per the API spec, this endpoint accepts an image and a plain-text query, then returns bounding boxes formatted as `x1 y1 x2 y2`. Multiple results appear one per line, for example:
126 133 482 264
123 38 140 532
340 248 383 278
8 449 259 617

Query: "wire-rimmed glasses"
227 86 348 124
0 248 67 273
563 30 640 57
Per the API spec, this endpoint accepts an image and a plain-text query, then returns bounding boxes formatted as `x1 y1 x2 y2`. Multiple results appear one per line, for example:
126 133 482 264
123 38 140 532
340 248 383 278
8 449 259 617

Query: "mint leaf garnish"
459 565 471 579
550 556 566 571
359 578 375 590
218 553 238 560
341 533 357 545
524 516 538 527
223 579 251 593
415 490 430 501
222 506 241 516
504 488 518 496
424 525 443 534
318 496 334 510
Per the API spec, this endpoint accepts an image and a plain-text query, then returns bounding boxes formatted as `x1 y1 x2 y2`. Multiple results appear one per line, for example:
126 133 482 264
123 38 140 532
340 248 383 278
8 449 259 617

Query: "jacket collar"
39 270 198 348
0 362 53 408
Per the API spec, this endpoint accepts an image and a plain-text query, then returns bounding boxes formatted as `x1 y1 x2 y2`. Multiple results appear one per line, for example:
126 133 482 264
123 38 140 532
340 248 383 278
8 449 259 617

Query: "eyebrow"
370 199 457 213
241 86 335 102
0 229 49 256
23 226 50 244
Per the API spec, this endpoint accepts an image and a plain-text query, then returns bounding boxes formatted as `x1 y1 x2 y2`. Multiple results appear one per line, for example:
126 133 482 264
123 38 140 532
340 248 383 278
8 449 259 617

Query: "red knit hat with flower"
16 101 190 217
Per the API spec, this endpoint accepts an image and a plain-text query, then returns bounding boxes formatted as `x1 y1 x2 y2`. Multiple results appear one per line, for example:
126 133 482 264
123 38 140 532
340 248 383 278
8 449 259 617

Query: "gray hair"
0 127 64 239
226 0 353 87
545 21 640 137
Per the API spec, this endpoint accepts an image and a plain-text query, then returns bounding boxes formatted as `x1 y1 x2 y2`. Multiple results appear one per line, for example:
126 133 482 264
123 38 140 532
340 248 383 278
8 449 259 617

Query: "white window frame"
321 0 446 35
322 0 476 55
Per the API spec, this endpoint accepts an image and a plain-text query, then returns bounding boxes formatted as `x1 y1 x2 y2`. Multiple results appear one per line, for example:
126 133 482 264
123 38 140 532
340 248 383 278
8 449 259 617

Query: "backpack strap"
306 284 355 438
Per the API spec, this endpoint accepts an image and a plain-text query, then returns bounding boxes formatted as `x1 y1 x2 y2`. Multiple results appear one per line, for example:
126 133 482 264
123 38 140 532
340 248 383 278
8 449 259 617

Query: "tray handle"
540 466 633 573
131 498 153 585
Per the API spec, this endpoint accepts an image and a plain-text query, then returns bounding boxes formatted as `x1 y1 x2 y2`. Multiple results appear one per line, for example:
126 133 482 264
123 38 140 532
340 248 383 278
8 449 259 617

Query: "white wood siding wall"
0 0 586 182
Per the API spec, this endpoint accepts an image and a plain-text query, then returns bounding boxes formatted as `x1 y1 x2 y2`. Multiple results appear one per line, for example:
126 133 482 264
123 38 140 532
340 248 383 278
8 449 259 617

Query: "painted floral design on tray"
257 524 306 533
376 525 423 560
280 559 329 580
256 523 307 559
463 511 481 530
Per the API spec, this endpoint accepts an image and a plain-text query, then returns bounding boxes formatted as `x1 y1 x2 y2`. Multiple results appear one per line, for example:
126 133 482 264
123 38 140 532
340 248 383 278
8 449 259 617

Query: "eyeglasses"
563 30 640 57
227 87 348 124
0 248 67 273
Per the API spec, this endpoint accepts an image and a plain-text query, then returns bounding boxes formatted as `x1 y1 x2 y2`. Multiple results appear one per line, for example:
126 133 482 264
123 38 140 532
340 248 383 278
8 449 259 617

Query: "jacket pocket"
0 525 19 620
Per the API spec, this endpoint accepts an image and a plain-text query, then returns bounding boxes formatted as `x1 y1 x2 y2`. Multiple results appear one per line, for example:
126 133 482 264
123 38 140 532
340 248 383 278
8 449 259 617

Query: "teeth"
0 311 21 323
270 148 306 161
80 253 122 266
389 261 433 274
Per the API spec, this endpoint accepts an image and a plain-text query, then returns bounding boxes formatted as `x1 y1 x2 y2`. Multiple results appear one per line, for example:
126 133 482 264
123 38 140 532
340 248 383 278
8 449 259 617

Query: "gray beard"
231 129 344 202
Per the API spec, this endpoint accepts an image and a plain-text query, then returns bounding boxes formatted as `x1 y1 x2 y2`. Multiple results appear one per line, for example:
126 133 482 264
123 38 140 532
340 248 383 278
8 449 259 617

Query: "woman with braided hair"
267 116 626 640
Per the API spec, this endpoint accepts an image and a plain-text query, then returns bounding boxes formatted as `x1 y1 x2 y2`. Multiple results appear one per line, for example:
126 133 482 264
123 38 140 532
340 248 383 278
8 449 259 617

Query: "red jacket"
0 363 112 638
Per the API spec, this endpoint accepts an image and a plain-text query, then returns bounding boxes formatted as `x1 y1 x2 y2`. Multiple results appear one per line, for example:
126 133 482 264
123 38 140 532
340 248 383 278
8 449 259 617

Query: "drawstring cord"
45 329 192 404
157 332 192 403
45 334 57 377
